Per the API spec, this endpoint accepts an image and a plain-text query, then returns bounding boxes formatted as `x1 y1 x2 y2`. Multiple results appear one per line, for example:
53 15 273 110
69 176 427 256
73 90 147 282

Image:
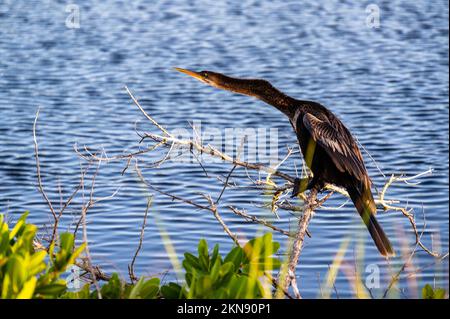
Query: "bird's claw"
291 177 311 198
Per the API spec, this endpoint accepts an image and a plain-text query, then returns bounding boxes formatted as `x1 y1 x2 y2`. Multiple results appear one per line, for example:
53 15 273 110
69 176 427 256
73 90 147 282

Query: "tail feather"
348 185 395 257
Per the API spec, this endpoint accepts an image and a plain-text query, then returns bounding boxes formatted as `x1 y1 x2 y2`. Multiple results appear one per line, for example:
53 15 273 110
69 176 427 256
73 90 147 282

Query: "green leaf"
243 232 279 262
161 282 183 299
185 272 193 287
194 275 212 297
198 239 208 258
0 231 10 254
16 277 37 299
210 258 221 283
183 252 201 272
422 284 447 299
6 256 27 292
9 220 25 241
219 262 235 277
2 274 12 299
101 273 123 299
224 247 243 271
422 284 434 299
28 250 47 276
211 244 220 264
138 278 160 299
67 242 86 266
34 283 67 297
227 275 263 299
198 239 210 271
433 288 447 299
128 277 146 299
59 232 75 253
9 212 29 240
243 257 281 275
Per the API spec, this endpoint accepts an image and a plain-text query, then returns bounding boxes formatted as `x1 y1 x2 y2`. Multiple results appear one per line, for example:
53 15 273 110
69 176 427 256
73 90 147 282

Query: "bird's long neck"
254 83 298 118
218 77 298 118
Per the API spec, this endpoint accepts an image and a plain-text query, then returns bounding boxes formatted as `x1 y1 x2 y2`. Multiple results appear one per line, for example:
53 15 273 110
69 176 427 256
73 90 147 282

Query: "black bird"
175 68 394 257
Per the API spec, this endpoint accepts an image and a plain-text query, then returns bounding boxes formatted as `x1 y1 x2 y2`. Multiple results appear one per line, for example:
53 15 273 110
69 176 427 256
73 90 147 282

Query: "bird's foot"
291 177 325 198
291 177 311 198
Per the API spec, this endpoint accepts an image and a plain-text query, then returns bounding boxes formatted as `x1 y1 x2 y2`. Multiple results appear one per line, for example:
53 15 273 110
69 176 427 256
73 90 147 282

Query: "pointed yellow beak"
174 67 205 81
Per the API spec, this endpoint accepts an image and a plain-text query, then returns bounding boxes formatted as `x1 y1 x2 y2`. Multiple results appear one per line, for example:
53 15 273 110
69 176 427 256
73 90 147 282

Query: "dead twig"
378 169 438 257
216 164 237 205
128 197 152 283
33 108 58 244
228 206 295 238
80 161 102 298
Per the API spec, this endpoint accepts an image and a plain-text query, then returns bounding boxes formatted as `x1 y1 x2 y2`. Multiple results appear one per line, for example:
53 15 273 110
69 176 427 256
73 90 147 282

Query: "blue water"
0 0 448 298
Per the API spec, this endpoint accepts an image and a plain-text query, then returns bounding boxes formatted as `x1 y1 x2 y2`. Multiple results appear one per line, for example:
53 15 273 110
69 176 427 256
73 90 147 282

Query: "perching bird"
175 68 394 257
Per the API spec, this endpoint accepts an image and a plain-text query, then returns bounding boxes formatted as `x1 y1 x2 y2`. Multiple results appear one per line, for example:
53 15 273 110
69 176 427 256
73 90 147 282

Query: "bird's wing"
302 113 369 184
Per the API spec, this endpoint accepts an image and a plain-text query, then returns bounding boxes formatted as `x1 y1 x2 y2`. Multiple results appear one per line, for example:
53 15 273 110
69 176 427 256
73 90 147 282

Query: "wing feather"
302 113 369 184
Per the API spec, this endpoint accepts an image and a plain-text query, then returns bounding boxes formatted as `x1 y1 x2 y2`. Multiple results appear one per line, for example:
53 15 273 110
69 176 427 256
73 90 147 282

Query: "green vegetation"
0 212 84 298
62 233 281 299
161 233 281 299
1 212 281 299
422 284 447 299
1 212 447 299
61 273 161 299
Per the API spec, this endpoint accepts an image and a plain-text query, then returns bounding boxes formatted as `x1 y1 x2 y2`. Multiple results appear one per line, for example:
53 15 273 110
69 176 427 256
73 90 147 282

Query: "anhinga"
175 68 395 257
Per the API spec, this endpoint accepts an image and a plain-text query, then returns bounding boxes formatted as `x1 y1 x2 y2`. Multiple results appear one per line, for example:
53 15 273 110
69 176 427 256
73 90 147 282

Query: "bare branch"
80 161 102 298
129 197 152 283
33 108 57 238
125 86 171 136
216 164 237 205
228 206 294 238
278 188 319 298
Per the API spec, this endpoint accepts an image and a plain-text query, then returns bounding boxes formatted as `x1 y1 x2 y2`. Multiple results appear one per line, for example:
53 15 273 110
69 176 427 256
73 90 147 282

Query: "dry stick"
378 170 438 257
279 188 319 298
228 206 294 238
32 109 112 284
33 108 58 245
202 193 240 245
50 163 93 244
216 164 237 205
142 131 400 205
143 131 296 183
74 142 164 163
191 148 209 177
129 197 152 283
406 252 449 279
33 238 111 282
72 159 120 237
34 110 90 246
80 161 102 298
125 86 170 136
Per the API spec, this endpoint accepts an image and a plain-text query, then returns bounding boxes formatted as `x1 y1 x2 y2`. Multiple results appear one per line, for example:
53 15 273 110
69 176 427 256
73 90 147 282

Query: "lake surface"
0 0 448 298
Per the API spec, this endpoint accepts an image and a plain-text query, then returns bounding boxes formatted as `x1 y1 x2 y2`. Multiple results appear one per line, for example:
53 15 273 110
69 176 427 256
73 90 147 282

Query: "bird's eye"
203 72 208 78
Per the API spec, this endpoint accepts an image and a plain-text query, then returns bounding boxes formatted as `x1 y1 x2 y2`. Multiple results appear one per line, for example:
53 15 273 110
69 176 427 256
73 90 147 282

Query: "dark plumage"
175 68 395 257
